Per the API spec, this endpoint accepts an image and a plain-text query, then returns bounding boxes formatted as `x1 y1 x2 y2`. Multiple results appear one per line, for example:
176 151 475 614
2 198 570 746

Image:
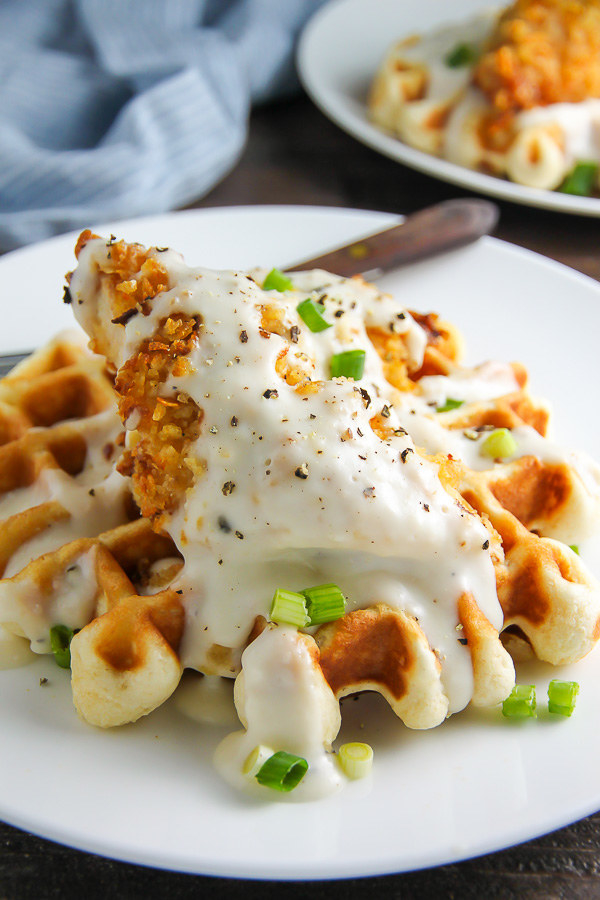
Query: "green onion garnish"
338 742 373 780
243 744 274 777
437 398 464 413
559 161 598 197
548 680 579 716
569 544 580 555
50 624 76 669
255 750 308 792
502 684 537 718
270 588 310 628
303 583 346 626
480 427 518 460
330 349 366 380
263 268 293 292
445 42 479 68
296 298 332 332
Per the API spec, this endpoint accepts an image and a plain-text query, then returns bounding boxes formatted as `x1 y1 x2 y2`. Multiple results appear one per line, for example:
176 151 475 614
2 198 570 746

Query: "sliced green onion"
480 427 518 460
255 750 308 792
437 398 464 413
502 684 537 718
303 583 346 626
296 298 332 332
559 161 598 197
50 624 76 669
338 742 373 780
330 349 366 380
445 42 479 68
243 744 274 777
548 680 579 717
569 544 580 555
270 588 310 627
263 268 293 292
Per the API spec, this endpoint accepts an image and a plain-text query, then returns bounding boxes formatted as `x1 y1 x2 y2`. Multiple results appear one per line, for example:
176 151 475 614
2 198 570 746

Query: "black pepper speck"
111 306 139 326
358 387 371 408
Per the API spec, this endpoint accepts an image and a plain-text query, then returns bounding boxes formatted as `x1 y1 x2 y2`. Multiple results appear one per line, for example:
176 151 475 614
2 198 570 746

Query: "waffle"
3 230 599 800
429 376 600 663
313 411 600 710
55 231 594 753
457 466 600 665
0 335 184 687
0 333 126 597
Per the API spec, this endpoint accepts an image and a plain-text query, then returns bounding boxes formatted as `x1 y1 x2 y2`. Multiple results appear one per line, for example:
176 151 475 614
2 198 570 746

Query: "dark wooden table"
3 93 600 900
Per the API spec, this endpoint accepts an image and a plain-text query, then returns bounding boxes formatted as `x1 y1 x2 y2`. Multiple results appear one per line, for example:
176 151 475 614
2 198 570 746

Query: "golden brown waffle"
312 423 600 718
63 233 506 733
56 231 600 741
5 232 598 751
0 335 204 728
0 335 129 583
457 466 600 665
434 383 595 541
428 383 600 663
0 335 182 687
69 525 185 727
316 594 515 728
0 333 116 438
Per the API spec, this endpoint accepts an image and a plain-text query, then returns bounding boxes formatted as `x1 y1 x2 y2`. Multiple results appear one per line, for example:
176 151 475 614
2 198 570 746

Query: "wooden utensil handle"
287 199 499 277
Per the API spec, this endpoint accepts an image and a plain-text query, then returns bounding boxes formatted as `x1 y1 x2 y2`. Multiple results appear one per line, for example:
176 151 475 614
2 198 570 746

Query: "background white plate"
1 206 600 879
298 0 600 217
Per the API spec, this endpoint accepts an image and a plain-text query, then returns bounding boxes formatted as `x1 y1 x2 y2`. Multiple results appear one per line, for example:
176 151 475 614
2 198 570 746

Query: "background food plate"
298 0 600 217
1 206 600 879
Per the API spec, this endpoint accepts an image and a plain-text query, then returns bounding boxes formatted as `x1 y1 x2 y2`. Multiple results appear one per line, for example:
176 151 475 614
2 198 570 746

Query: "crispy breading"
474 0 600 118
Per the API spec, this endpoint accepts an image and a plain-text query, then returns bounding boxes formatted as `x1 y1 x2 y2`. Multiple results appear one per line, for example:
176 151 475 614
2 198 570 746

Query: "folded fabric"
0 0 326 251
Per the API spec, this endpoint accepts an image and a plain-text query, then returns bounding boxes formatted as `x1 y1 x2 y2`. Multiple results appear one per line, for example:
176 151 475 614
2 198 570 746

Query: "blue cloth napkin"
0 0 326 251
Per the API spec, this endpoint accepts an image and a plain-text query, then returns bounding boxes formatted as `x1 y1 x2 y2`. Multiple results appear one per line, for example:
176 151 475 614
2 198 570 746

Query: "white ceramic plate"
1 206 600 879
298 0 600 217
